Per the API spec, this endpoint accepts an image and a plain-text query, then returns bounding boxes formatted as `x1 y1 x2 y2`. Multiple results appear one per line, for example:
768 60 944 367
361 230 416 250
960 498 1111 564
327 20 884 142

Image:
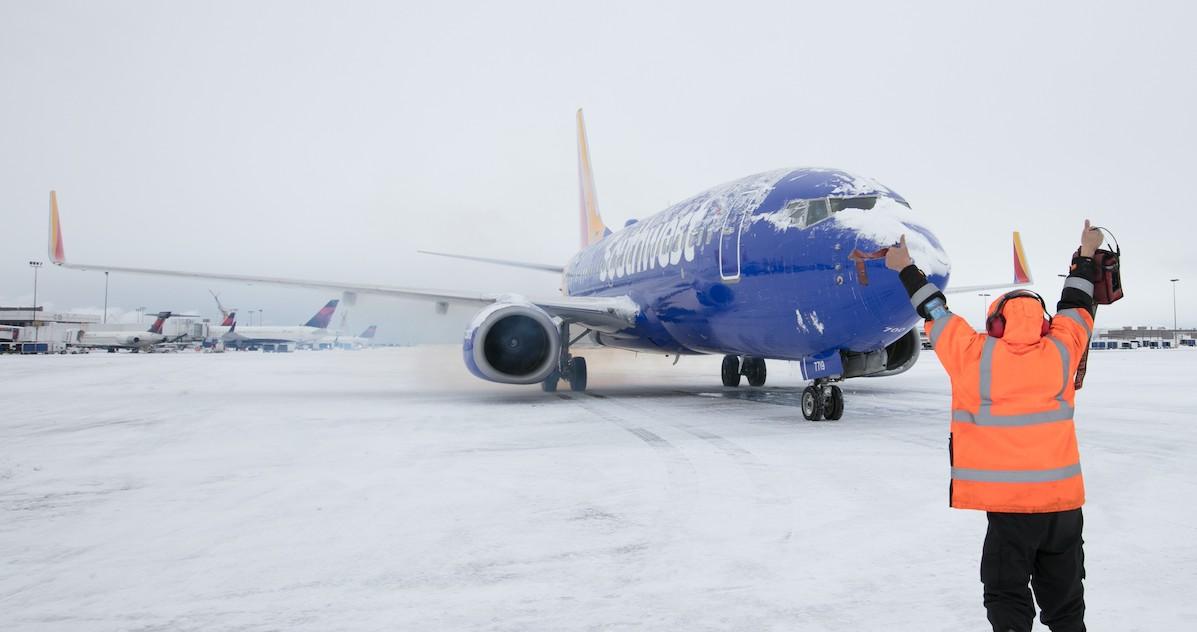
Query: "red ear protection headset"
985 290 1051 338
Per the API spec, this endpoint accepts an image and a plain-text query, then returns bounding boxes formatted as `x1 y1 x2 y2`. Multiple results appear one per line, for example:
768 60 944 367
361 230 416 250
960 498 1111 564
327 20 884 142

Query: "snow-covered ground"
1 346 1193 631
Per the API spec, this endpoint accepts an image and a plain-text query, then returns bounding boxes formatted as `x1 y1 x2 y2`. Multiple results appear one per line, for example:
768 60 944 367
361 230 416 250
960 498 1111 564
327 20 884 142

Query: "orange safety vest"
925 297 1094 513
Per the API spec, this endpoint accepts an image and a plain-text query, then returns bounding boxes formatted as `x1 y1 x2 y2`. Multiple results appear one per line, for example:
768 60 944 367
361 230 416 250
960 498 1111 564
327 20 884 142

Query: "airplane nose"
848 220 951 331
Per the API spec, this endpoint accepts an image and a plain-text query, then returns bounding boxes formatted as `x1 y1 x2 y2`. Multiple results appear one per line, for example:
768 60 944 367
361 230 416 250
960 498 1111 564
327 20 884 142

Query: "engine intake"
841 327 921 378
463 301 560 384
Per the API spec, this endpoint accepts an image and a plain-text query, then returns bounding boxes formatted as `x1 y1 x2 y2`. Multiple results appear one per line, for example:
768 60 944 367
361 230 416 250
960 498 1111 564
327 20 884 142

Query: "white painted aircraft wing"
54 259 498 305
532 295 640 332
942 231 1035 295
49 191 639 330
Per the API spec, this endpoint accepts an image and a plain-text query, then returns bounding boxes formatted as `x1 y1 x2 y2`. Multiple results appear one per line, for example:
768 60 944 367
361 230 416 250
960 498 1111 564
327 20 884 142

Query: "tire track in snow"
555 392 701 573
586 391 797 544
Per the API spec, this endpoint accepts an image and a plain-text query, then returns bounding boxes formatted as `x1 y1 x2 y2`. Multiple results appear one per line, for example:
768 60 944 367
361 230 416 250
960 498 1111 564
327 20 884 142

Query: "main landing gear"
721 355 767 387
542 323 589 393
801 379 844 421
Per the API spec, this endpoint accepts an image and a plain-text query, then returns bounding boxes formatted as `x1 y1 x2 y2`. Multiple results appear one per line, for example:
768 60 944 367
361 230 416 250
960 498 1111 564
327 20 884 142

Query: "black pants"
982 509 1085 632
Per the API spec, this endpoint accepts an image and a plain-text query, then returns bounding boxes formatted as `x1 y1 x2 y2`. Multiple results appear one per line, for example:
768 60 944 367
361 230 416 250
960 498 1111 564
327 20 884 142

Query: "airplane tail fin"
220 311 236 327
148 311 172 334
360 325 377 339
304 300 339 329
576 109 611 249
48 191 66 264
1012 231 1032 285
944 231 1035 294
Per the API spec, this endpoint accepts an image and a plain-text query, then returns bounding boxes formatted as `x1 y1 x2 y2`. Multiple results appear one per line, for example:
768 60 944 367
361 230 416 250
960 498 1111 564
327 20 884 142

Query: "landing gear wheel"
744 357 767 387
801 385 825 421
567 357 588 392
721 355 742 387
541 371 560 392
824 385 845 421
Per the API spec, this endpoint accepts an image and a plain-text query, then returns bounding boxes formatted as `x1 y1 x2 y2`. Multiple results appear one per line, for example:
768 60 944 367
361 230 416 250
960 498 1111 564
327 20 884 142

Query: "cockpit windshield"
829 196 878 213
782 195 883 228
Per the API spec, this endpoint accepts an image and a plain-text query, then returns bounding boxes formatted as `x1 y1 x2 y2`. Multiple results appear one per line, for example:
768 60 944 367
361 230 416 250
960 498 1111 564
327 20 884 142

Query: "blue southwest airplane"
47 110 1030 420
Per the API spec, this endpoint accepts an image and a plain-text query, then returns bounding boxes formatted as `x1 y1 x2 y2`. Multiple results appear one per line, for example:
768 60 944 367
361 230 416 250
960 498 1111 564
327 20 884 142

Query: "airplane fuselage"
225 325 327 345
76 331 168 350
563 168 951 362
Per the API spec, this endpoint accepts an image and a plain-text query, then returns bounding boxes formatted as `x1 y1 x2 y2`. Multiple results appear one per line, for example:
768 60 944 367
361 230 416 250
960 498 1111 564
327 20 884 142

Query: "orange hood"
989 295 1048 345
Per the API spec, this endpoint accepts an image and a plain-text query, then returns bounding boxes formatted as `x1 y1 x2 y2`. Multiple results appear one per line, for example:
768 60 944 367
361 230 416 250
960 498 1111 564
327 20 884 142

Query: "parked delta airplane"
47 111 1029 419
73 312 178 352
222 300 339 350
321 325 378 350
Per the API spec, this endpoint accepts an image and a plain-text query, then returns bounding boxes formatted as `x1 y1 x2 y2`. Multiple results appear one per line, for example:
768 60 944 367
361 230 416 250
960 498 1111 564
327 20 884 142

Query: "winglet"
1012 231 1032 285
48 191 66 264
576 109 611 249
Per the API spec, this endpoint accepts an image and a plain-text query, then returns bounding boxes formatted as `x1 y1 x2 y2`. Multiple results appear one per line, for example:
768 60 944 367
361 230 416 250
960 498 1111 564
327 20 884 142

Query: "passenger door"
719 204 747 282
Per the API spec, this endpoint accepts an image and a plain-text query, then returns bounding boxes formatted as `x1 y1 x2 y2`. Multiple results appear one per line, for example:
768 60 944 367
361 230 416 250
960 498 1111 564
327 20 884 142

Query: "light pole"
1171 278 1180 347
103 271 109 324
28 261 42 343
979 293 992 322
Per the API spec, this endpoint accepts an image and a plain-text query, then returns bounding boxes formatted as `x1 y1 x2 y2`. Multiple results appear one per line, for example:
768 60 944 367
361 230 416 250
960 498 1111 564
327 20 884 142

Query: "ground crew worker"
884 220 1103 632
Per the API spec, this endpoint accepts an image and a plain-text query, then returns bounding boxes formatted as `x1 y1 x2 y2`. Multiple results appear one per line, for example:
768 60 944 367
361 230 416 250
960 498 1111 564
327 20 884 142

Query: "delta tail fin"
576 109 611 249
220 311 236 327
304 300 339 329
360 325 377 339
148 312 172 334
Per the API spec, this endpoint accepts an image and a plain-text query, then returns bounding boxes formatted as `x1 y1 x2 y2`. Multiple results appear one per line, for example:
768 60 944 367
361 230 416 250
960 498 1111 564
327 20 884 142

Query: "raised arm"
1051 220 1102 362
886 235 985 375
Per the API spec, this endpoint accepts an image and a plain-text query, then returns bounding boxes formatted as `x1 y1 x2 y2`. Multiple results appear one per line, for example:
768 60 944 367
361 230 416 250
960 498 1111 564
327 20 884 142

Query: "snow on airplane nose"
834 198 952 332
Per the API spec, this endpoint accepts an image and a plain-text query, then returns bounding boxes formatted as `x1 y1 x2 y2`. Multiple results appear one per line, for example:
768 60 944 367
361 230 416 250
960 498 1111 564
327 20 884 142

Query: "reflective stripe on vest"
952 462 1081 483
910 283 940 311
954 335 1073 427
1063 276 1094 297
929 312 953 347
1058 308 1092 338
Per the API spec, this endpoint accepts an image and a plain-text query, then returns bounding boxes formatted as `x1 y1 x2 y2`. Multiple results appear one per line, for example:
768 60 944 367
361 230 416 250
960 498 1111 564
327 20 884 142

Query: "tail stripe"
576 110 609 249
49 191 65 264
1012 231 1032 284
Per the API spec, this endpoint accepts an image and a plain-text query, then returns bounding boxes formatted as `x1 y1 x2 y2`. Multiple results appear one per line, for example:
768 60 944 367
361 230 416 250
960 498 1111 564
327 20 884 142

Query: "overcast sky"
2 0 1195 342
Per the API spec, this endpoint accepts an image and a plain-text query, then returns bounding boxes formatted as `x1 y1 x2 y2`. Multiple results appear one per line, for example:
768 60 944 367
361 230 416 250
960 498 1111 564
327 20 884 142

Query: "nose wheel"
801 381 844 421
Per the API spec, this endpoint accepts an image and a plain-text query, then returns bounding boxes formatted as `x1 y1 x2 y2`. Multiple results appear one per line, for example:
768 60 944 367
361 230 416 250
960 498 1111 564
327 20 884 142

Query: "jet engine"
841 327 921 378
463 300 561 384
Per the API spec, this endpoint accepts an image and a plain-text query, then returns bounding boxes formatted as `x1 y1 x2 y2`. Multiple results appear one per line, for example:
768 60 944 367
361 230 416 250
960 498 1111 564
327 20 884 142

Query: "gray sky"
3 0 1195 342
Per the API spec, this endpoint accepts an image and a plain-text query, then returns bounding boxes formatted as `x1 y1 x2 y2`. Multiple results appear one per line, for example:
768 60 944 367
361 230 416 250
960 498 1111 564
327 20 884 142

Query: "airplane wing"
417 250 564 273
943 231 1034 295
47 192 638 332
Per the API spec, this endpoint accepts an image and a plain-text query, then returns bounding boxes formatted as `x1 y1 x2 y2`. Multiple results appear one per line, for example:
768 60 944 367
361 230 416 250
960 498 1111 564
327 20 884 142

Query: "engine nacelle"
870 327 921 377
841 328 921 378
463 300 561 384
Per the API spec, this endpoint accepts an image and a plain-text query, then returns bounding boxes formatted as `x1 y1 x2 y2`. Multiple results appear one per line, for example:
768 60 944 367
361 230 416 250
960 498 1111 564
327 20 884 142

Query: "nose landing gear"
801 380 844 421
